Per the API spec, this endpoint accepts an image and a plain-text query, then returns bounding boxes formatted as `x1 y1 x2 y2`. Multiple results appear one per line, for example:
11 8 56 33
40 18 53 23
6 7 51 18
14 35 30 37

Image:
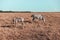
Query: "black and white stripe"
31 14 45 22
13 17 24 24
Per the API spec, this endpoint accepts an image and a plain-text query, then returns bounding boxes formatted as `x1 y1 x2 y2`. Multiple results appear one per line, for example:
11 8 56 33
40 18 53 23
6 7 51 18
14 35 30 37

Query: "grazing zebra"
31 14 45 22
13 17 24 25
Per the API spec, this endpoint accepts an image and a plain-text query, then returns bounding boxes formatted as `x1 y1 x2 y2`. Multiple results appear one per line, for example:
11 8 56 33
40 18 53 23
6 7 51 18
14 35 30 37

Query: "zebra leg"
42 17 46 25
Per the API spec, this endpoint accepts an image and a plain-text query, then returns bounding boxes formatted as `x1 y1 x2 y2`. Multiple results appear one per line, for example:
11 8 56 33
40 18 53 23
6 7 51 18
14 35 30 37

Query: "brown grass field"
0 12 60 40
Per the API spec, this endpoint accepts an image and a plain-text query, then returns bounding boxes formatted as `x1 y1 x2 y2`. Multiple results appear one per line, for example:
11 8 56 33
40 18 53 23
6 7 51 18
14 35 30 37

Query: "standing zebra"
31 14 45 22
13 17 24 25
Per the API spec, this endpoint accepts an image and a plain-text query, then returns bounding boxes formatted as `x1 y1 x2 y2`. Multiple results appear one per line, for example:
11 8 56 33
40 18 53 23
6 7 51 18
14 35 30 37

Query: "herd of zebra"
13 14 45 25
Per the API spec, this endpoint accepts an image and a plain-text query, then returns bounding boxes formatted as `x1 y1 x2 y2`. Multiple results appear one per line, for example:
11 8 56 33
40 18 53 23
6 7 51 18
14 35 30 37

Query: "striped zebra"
13 17 24 25
31 14 45 22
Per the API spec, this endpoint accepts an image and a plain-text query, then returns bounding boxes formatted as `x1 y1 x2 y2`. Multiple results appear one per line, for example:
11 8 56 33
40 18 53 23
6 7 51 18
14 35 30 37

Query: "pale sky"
0 0 60 12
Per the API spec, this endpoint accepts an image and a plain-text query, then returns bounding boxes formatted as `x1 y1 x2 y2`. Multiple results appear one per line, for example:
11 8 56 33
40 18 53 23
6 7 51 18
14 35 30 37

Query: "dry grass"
0 12 60 40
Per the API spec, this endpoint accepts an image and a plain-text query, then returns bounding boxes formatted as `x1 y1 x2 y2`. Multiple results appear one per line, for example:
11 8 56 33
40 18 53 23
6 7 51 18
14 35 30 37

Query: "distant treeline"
0 10 32 13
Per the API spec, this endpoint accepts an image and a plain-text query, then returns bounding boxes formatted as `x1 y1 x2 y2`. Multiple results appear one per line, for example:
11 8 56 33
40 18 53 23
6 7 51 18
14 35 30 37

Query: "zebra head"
31 14 34 17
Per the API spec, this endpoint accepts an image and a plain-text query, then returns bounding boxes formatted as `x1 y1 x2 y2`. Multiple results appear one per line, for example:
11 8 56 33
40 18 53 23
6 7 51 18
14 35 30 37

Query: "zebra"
31 14 45 22
12 17 24 25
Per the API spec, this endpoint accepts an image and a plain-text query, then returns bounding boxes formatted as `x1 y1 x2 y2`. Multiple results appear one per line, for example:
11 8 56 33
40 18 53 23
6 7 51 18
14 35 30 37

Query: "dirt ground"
0 12 60 40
